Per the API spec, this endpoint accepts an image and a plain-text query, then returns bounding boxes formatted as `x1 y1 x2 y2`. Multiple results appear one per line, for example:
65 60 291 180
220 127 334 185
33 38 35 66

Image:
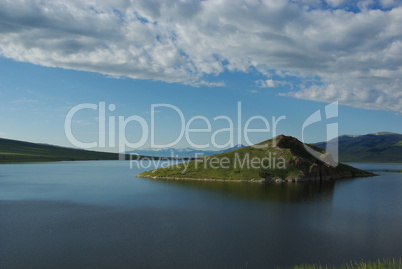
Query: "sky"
0 0 401 152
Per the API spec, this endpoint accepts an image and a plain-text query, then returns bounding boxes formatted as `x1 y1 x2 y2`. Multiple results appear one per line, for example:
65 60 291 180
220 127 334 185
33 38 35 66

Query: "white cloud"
357 0 374 11
257 79 276 88
0 0 402 111
380 0 401 8
257 79 293 89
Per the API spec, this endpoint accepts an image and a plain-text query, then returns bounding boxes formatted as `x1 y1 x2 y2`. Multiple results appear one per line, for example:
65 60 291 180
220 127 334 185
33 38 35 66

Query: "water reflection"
153 179 336 203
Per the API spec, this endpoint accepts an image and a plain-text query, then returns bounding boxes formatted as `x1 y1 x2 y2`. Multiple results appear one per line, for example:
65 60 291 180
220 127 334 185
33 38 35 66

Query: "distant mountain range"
131 132 402 163
126 144 245 158
1 131 401 163
314 132 402 163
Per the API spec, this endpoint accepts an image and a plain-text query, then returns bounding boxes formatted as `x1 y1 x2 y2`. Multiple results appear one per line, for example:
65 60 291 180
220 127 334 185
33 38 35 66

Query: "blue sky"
0 0 401 152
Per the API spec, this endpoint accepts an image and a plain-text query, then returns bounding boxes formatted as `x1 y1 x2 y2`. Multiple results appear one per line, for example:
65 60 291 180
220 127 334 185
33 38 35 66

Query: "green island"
136 135 376 182
282 258 401 269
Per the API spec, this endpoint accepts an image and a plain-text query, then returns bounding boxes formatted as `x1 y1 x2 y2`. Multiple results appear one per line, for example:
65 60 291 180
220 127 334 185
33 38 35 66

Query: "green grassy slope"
0 137 126 163
315 132 402 163
137 135 375 182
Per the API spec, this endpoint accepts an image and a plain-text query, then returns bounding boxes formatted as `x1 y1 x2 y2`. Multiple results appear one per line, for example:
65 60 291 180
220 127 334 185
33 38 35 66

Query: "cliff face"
137 135 377 183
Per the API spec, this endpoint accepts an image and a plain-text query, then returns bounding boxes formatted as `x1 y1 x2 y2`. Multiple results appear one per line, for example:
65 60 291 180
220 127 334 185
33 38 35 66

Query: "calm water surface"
1 161 401 268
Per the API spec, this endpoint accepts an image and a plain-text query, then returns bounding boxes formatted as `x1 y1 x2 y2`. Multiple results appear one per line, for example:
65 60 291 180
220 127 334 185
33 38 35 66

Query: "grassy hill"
137 135 375 182
315 132 402 163
0 137 129 163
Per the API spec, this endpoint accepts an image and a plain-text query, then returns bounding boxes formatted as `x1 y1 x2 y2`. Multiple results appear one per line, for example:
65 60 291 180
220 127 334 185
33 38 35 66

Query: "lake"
1 161 401 268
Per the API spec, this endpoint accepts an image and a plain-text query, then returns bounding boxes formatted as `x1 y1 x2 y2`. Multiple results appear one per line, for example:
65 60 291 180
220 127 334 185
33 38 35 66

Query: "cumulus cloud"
0 0 401 111
257 79 277 88
257 78 293 89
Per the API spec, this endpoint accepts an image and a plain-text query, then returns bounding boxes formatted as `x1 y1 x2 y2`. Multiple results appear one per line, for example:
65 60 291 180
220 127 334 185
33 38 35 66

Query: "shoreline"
135 173 377 183
136 174 266 183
